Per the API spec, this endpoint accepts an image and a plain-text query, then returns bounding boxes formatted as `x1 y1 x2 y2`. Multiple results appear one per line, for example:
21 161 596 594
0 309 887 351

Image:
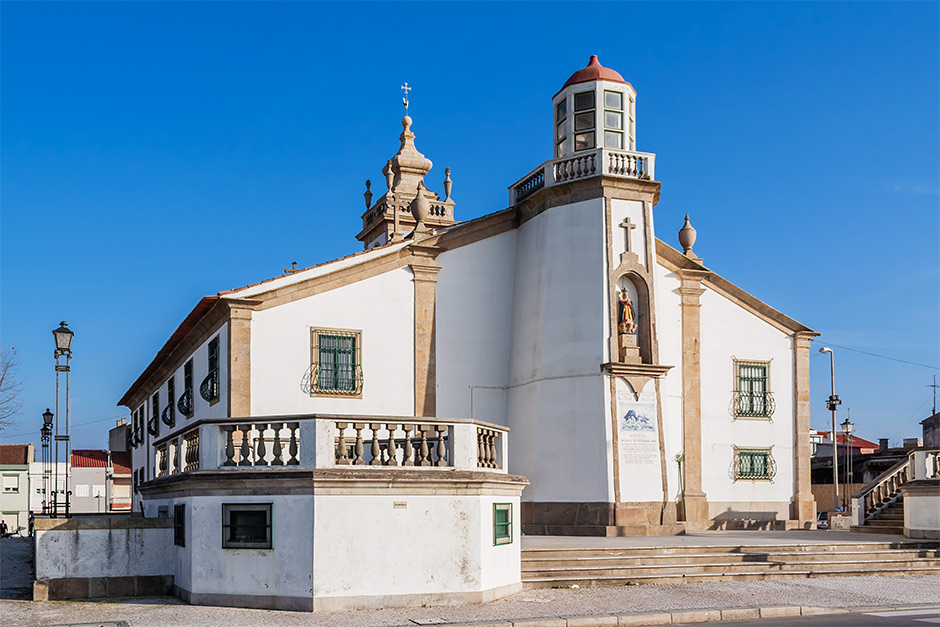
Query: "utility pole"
819 347 841 511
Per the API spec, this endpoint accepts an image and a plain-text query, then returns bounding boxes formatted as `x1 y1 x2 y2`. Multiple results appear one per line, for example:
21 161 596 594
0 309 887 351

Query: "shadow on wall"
708 510 782 531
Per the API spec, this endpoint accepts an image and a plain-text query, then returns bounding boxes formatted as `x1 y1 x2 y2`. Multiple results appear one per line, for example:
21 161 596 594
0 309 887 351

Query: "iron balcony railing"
200 369 219 402
177 388 193 417
732 390 775 419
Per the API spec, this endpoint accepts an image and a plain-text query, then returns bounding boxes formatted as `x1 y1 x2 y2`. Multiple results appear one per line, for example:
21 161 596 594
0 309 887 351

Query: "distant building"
71 450 109 513
923 411 939 448
0 443 33 533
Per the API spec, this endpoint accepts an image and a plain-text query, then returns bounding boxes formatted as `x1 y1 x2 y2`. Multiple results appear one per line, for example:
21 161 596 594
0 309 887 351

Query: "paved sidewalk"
4 574 940 627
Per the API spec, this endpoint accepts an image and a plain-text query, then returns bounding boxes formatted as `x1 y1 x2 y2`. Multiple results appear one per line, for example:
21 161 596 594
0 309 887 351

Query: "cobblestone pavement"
0 537 34 600
3 575 940 627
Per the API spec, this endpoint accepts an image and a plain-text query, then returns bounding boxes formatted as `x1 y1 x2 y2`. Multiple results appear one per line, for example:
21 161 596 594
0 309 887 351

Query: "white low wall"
33 515 174 600
903 479 940 540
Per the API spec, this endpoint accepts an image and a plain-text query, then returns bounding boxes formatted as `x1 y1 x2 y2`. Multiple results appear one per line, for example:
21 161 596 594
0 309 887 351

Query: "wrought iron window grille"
732 359 774 419
307 329 363 396
731 446 776 482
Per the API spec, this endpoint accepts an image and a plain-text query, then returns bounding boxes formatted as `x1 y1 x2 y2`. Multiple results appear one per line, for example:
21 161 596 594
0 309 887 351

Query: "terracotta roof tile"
111 452 131 474
71 449 109 468
0 444 30 465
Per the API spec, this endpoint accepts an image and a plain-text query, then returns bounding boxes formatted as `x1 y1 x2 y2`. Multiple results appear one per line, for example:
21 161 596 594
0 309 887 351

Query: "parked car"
817 510 844 530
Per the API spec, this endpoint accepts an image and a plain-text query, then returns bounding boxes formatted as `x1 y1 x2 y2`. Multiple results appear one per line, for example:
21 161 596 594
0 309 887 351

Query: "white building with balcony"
103 56 817 611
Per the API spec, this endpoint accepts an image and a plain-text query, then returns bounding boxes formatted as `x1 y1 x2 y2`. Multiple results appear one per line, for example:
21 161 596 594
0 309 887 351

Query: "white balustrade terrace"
509 148 656 206
149 414 509 478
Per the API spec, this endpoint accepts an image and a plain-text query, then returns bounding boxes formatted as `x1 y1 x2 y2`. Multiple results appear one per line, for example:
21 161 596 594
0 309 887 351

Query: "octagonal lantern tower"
552 55 637 158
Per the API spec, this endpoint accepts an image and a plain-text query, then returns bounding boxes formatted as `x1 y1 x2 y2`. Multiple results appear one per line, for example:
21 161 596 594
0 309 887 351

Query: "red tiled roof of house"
111 452 131 474
0 444 30 465
71 449 109 468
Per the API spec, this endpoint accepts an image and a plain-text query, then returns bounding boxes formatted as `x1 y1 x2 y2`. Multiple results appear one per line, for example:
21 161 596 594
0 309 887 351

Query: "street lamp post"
819 347 841 512
41 409 53 514
53 322 74 518
841 416 854 512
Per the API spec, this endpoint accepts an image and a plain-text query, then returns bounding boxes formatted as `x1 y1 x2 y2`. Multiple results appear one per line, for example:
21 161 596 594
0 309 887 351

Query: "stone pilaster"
226 302 254 418
677 269 709 527
793 331 819 528
410 244 442 417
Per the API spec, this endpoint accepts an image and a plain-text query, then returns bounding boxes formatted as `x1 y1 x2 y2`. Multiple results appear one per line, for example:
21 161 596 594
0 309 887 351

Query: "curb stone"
438 603 940 626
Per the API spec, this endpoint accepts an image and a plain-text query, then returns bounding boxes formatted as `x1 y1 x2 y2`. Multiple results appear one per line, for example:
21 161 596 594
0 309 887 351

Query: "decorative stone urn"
410 182 430 228
678 214 697 258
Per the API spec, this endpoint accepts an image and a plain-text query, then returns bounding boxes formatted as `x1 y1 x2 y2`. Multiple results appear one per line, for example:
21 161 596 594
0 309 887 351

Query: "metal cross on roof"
401 82 411 114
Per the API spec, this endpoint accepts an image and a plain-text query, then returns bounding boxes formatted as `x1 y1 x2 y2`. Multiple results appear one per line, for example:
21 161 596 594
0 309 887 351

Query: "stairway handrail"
852 453 911 501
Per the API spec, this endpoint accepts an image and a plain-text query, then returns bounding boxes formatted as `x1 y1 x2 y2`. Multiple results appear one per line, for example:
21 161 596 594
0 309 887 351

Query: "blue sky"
1 2 938 451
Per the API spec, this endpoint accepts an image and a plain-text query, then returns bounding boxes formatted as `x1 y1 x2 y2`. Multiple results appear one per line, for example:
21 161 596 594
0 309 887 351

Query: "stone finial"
678 214 697 258
388 116 433 199
384 160 394 192
443 168 452 201
363 180 373 209
410 181 430 227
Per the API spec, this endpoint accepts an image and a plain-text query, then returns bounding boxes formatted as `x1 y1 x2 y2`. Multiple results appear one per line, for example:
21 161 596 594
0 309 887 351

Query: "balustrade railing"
182 429 200 472
221 421 301 467
148 414 509 479
477 427 501 469
334 422 449 467
511 148 656 205
514 167 545 204
851 448 940 526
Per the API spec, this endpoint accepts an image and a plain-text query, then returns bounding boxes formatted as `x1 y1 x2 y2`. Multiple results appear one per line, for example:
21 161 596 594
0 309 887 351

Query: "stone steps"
522 548 939 569
523 558 940 580
521 541 940 588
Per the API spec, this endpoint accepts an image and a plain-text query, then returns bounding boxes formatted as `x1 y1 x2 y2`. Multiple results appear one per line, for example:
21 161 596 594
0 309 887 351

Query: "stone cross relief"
620 217 637 253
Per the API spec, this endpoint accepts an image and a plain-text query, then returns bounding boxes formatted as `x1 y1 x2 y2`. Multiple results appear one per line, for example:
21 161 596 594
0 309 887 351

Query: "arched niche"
616 273 653 364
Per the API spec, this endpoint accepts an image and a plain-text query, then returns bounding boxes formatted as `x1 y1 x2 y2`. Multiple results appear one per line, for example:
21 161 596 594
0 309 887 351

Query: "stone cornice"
138 468 529 498
514 176 661 228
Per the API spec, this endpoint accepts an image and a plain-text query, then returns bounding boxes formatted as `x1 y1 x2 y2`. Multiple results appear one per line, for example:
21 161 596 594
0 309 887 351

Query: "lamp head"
42 408 54 426
841 417 854 434
818 347 833 354
53 322 74 354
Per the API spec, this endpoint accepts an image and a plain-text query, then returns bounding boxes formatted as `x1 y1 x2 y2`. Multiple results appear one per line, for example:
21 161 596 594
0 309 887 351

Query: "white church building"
103 56 818 611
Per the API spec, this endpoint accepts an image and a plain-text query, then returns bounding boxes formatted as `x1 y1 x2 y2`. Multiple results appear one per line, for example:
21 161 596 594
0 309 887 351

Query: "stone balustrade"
148 414 509 480
852 448 940 526
509 148 656 206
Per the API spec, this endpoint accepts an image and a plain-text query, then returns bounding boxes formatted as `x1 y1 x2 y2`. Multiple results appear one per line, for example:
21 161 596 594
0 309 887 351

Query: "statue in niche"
618 291 637 335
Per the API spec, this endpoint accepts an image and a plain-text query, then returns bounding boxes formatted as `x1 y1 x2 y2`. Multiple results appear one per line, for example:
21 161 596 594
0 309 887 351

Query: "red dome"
558 55 631 93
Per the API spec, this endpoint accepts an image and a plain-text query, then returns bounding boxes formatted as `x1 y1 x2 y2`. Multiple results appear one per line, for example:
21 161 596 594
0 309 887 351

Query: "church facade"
117 56 817 609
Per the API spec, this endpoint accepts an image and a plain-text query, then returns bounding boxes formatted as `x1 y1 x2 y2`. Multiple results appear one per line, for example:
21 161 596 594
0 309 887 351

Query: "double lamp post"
41 322 74 517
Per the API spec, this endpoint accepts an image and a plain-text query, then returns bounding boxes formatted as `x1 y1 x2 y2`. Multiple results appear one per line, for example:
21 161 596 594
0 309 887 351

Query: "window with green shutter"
733 447 776 481
494 503 512 545
733 359 775 419
309 329 363 396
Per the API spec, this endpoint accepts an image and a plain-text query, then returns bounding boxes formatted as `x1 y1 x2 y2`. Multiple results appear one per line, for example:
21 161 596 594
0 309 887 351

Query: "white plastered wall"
249 268 415 416
144 495 315 601
699 287 796 521
653 265 684 507
312 494 520 605
436 230 517 424
505 198 612 503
